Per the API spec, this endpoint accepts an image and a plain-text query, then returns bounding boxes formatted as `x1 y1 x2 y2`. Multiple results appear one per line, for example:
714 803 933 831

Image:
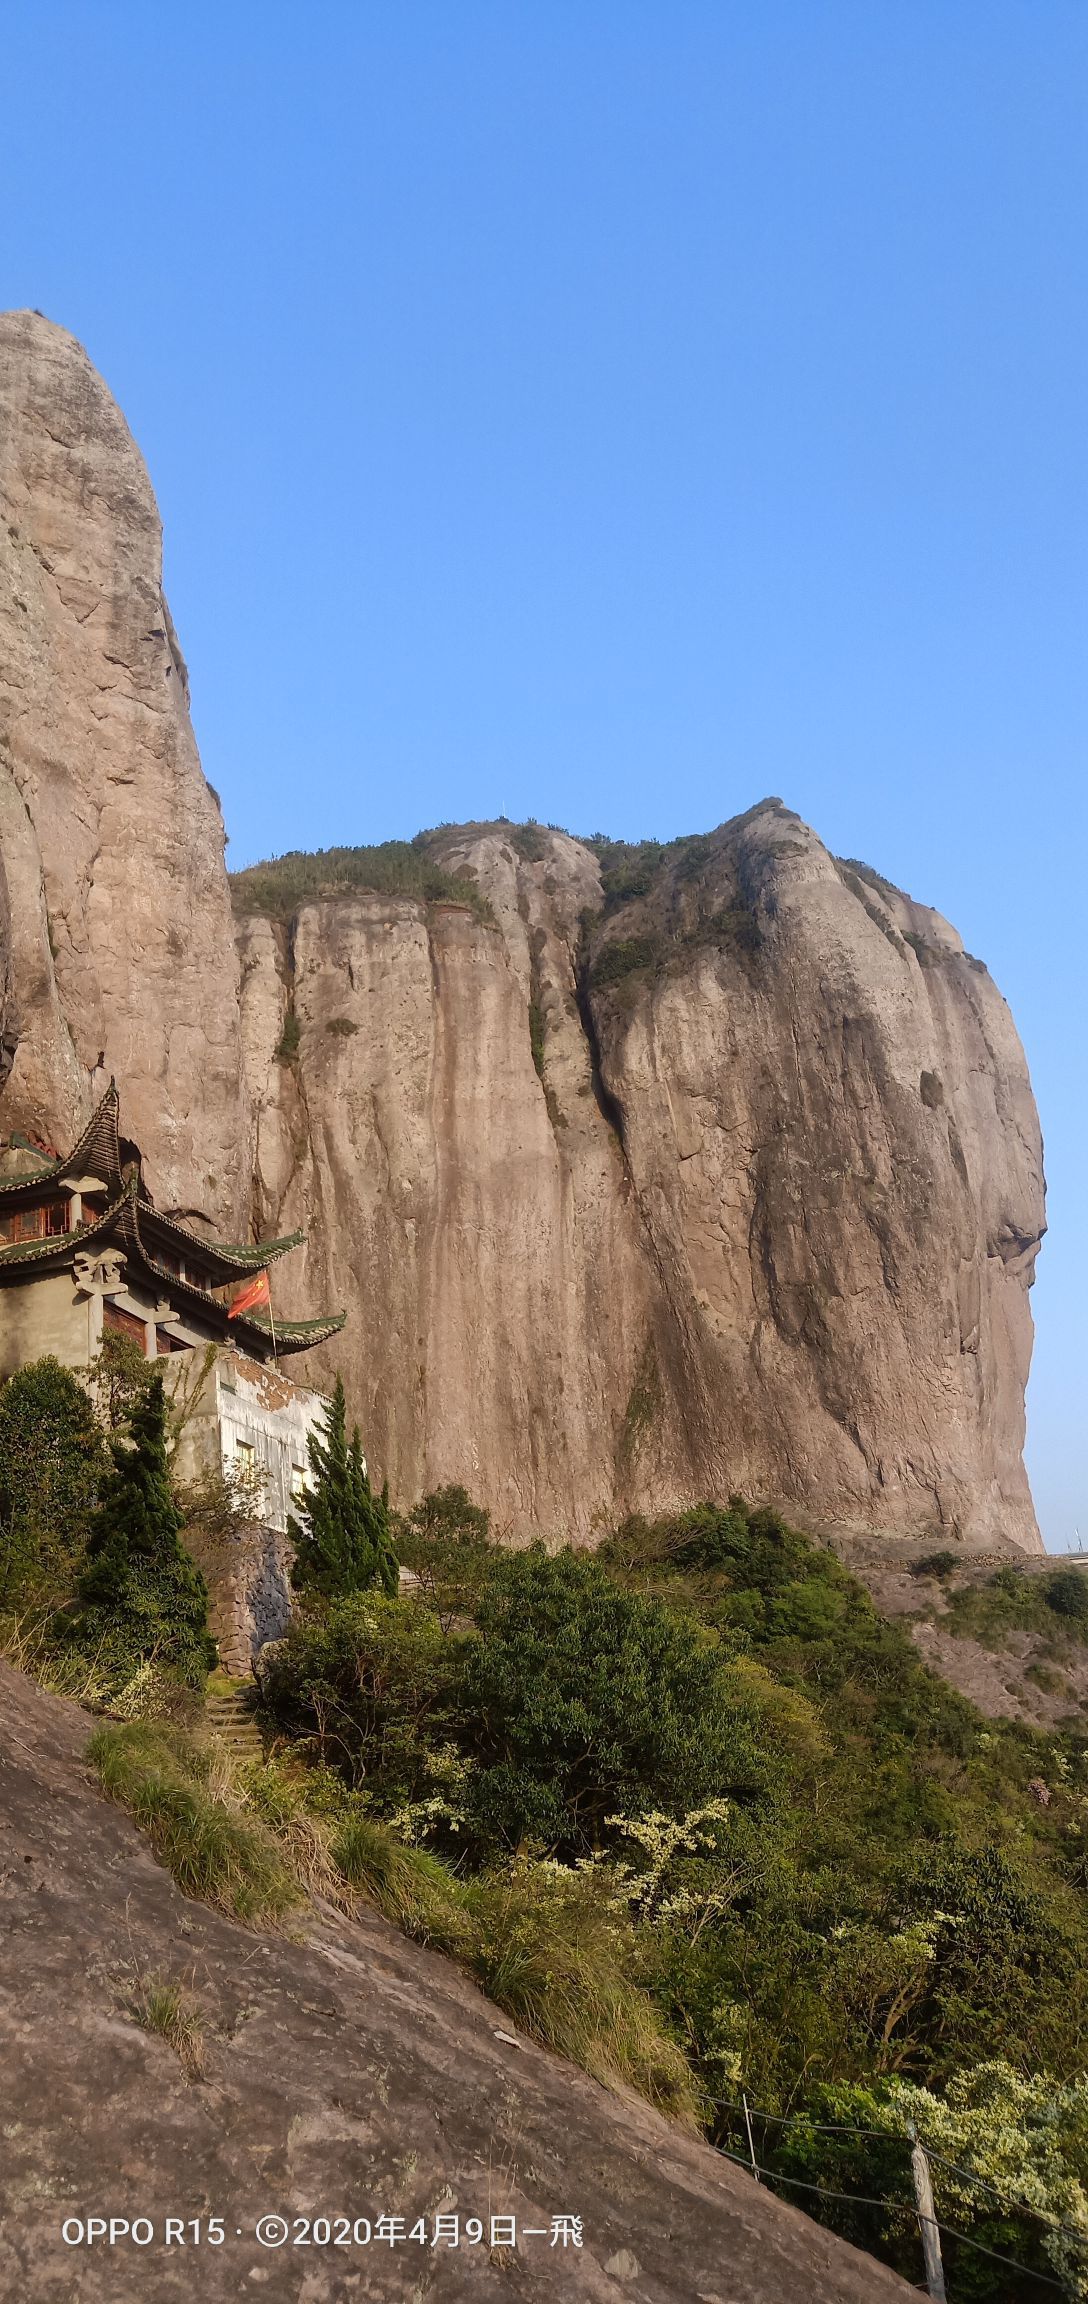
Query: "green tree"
88 1327 154 1432
405 1484 491 1548
1046 1568 1088 1624
75 1369 211 1688
257 1591 461 1805
288 1378 398 1600
0 1357 105 1606
393 1482 494 1629
457 1546 768 1858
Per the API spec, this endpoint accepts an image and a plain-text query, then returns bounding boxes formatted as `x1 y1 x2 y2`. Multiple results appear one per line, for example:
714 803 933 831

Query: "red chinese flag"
229 1269 271 1320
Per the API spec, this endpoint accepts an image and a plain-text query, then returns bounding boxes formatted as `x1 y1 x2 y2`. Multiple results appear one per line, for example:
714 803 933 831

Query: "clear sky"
3 4 1085 1548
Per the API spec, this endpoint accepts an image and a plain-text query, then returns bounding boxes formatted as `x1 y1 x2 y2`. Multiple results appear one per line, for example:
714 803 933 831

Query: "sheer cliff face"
237 816 1045 1550
0 314 1046 1548
0 311 245 1223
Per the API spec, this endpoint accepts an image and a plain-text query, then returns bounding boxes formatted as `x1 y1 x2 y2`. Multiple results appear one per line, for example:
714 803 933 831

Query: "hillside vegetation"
2 1360 1087 2298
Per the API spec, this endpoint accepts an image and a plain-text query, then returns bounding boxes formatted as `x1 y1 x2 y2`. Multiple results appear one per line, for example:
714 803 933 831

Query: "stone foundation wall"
208 1521 294 1677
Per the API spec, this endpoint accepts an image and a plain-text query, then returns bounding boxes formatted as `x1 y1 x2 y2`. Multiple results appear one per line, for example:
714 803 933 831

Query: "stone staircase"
204 1682 265 1766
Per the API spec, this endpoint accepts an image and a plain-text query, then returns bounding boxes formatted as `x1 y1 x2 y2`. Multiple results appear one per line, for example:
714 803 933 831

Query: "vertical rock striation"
0 313 1047 1549
0 311 245 1222
235 812 1044 1550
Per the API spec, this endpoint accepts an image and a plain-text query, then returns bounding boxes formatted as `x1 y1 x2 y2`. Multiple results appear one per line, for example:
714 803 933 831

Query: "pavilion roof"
0 1086 341 1360
0 1083 306 1276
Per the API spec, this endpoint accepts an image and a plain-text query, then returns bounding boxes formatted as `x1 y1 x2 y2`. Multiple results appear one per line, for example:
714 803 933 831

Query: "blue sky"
3 4 1085 1547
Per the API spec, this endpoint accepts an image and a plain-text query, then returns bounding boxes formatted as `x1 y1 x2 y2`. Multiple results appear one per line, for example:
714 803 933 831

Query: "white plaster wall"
213 1354 327 1534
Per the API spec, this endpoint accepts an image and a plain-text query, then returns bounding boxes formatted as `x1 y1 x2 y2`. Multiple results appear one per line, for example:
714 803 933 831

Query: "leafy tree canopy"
457 1546 768 1857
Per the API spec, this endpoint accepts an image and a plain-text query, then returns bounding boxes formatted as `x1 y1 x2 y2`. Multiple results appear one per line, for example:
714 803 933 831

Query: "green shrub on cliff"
455 1546 769 1859
229 838 495 925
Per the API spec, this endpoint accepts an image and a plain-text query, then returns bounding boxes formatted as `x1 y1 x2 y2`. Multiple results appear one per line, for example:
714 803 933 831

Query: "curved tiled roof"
0 1185 136 1268
138 1202 304 1283
0 1084 341 1360
243 1311 348 1349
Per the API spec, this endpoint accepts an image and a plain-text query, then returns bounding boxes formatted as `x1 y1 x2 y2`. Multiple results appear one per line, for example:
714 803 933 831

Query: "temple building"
0 1084 346 1661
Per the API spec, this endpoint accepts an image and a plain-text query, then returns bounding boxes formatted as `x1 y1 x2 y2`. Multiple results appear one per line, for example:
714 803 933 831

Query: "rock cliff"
0 310 245 1222
0 313 1047 1550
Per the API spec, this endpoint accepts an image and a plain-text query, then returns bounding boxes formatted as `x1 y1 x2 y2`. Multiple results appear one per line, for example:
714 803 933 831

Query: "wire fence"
708 2095 1085 2297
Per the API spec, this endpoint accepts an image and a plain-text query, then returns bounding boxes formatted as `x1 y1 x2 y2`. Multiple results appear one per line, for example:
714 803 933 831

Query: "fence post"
908 2125 947 2302
742 2094 760 2183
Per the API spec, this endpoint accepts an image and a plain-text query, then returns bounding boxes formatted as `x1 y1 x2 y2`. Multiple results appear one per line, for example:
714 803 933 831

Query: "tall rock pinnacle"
0 310 246 1225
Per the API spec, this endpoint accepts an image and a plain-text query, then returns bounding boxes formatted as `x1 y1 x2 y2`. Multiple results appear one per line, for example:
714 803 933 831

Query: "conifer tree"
77 1368 211 1686
288 1377 398 1600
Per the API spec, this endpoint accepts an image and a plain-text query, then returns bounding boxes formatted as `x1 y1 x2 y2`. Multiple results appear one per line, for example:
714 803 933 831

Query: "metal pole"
908 2127 946 2302
742 2094 760 2183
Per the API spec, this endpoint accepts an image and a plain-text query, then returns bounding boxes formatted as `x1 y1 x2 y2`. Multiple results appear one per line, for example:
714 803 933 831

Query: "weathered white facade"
169 1348 327 1537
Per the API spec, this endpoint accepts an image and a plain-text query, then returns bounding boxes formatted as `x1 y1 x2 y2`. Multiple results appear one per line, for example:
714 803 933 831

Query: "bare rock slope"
0 1662 914 2304
0 312 1046 1549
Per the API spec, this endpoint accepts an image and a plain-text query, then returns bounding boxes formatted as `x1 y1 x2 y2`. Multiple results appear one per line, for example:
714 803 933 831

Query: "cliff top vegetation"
229 836 496 924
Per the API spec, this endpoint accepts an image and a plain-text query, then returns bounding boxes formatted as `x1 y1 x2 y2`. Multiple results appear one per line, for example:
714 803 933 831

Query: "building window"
290 1462 307 1499
234 1439 255 1467
104 1302 150 1353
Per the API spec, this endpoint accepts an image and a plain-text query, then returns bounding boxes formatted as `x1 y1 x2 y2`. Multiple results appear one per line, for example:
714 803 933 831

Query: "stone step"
204 1684 264 1764
208 1731 264 1761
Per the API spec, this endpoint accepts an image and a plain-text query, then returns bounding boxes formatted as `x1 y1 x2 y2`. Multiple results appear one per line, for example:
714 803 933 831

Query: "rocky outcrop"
0 310 245 1223
0 313 1046 1550
236 812 1044 1550
0 1661 915 2303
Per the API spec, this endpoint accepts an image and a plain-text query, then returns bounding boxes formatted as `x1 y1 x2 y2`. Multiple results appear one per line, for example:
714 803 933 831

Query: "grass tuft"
332 1812 473 1953
463 1866 697 2120
1 1611 112 1706
87 1721 299 1926
126 1967 206 2076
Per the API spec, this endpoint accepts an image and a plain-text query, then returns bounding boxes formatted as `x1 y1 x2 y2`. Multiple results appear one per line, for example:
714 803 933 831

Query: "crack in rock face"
0 312 1046 1552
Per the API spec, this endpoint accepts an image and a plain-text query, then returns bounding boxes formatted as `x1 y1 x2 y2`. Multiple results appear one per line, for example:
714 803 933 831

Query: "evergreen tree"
288 1377 398 1600
76 1368 211 1687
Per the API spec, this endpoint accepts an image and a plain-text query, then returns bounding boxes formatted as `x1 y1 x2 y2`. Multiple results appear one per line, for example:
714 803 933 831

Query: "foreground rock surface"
0 1664 913 2303
0 312 1046 1549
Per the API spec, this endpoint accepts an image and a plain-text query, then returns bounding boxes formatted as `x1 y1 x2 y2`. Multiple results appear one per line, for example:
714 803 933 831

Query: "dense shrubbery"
259 1491 1088 2296
456 1547 769 1858
941 1559 1088 1652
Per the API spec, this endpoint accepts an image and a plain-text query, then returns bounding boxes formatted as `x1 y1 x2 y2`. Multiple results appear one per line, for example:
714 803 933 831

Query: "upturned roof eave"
137 1201 305 1279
